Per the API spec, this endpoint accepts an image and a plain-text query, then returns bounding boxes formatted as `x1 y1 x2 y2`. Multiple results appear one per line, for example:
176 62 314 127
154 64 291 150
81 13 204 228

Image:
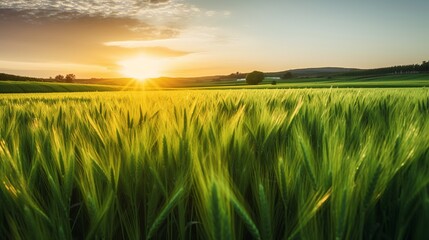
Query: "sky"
1 0 428 79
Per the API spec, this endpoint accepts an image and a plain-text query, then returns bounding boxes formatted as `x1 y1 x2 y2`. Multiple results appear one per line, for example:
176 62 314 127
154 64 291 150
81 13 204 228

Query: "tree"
281 71 293 80
246 71 264 85
65 74 76 83
54 75 64 82
422 61 429 72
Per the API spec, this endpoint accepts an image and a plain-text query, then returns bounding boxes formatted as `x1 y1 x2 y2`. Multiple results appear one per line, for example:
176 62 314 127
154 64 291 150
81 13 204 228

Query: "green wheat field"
1 89 428 239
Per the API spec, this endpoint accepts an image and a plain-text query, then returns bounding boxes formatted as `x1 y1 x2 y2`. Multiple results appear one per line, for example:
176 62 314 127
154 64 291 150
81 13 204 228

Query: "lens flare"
118 55 164 80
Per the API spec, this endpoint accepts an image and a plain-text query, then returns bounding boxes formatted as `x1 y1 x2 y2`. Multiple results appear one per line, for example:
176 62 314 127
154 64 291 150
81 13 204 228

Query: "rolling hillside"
0 81 123 93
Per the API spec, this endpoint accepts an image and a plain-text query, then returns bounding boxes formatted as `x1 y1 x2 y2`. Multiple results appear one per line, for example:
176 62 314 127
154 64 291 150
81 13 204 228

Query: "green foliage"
0 89 428 239
340 60 429 76
65 74 76 83
0 81 120 93
281 71 293 80
55 74 65 82
246 71 265 85
0 73 40 81
258 184 272 240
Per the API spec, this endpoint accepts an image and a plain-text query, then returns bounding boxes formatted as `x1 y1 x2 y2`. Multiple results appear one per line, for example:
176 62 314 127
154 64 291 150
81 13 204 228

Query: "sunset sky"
1 0 429 79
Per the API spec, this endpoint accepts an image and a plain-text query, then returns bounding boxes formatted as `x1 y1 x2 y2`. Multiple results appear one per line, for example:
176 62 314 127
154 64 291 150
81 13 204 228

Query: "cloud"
0 1 195 69
0 0 175 20
139 47 193 57
204 10 231 18
149 0 170 4
0 1 229 77
205 10 216 17
0 0 204 30
0 8 180 64
105 26 227 52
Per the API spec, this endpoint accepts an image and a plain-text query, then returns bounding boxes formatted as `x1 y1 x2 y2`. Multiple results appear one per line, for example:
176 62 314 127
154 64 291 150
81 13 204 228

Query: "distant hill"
0 81 123 93
0 73 139 86
74 78 137 86
1 60 427 88
338 61 429 77
144 67 361 86
266 67 360 78
0 73 41 82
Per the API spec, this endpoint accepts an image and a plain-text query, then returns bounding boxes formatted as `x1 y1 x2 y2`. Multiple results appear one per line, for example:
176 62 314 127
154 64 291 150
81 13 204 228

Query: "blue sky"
186 0 429 70
0 0 428 78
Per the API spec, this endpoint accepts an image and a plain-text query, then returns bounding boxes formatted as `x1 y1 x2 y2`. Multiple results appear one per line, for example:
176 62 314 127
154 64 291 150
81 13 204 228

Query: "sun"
118 55 164 81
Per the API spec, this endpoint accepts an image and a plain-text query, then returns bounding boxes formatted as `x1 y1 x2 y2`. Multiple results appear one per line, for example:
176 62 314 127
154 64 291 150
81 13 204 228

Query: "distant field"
200 74 429 89
1 74 428 93
0 81 123 93
1 89 428 239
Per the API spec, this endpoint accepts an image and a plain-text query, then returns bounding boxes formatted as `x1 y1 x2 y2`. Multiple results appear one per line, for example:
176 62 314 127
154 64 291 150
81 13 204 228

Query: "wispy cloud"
204 10 231 17
0 0 175 19
0 1 199 65
0 0 203 33
104 26 227 54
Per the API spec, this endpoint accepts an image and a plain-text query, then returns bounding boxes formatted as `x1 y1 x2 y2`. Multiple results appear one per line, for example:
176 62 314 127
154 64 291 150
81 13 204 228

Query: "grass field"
201 74 429 90
0 81 123 93
1 89 429 239
1 74 429 93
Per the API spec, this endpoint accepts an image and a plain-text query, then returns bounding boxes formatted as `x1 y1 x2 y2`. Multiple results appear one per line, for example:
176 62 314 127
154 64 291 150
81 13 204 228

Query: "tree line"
54 74 76 83
0 73 41 81
341 61 429 76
